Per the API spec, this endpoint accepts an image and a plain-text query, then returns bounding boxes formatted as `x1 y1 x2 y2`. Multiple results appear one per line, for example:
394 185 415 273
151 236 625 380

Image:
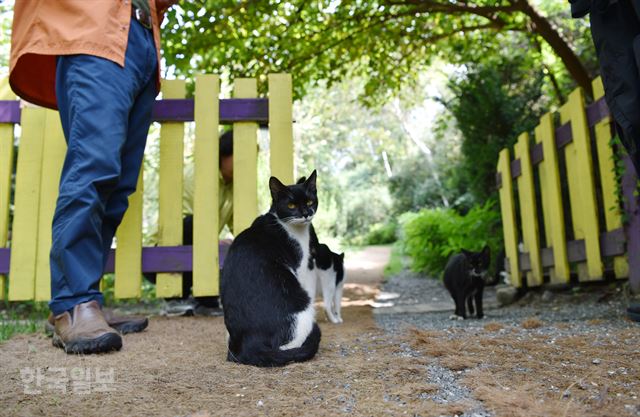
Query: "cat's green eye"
287 203 296 209
306 200 313 206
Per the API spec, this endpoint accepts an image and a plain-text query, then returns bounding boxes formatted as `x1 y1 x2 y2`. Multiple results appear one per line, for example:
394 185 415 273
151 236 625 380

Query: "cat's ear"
482 245 491 258
296 176 306 184
339 252 345 260
305 170 317 191
461 249 472 258
269 176 289 199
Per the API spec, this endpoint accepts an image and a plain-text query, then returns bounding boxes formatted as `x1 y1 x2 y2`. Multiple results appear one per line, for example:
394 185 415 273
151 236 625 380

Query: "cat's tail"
228 324 321 367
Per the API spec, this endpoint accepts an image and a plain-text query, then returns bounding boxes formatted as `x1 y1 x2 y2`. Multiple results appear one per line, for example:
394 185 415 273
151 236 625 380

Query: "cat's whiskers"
282 216 314 226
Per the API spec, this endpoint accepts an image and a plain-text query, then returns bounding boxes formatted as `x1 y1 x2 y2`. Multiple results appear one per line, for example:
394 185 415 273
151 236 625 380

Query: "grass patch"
101 273 159 306
0 301 49 342
383 242 404 279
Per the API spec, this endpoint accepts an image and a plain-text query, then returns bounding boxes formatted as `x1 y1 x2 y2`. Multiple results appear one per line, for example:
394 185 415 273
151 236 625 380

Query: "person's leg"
50 54 133 315
101 22 158 270
589 0 640 175
50 20 157 317
100 74 157 267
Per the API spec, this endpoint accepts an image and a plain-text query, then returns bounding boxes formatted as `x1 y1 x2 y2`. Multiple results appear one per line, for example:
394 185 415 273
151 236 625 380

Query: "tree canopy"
163 0 596 103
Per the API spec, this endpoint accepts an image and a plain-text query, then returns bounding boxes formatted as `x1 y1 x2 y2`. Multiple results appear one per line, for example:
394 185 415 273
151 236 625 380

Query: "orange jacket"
9 0 163 110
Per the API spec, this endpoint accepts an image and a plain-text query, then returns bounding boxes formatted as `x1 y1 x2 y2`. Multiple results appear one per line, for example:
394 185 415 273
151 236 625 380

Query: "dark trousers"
589 0 640 175
49 20 158 315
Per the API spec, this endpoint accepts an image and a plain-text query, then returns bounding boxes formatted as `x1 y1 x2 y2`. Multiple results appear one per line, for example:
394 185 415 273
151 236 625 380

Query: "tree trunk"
516 0 594 98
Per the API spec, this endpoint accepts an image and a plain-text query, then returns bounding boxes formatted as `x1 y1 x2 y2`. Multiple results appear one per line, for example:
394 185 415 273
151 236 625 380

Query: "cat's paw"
326 312 341 324
477 314 485 320
336 316 343 324
449 314 464 321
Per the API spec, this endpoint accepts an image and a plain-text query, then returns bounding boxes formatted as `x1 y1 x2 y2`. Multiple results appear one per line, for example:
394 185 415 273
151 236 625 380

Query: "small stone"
592 358 601 365
257 400 264 407
541 290 554 302
497 286 519 306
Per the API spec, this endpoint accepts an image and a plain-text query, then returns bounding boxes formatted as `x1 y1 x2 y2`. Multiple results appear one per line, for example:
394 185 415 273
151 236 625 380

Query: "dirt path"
3 246 639 417
3 246 440 417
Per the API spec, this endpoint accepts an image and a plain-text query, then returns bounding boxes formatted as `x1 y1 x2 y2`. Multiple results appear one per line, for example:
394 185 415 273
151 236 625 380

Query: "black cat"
443 246 491 320
220 171 321 367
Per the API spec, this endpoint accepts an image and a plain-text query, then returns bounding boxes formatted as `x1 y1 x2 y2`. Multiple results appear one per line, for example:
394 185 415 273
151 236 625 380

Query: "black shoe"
627 302 640 322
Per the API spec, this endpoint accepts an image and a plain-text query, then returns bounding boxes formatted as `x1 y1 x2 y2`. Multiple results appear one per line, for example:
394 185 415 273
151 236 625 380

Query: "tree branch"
385 0 521 18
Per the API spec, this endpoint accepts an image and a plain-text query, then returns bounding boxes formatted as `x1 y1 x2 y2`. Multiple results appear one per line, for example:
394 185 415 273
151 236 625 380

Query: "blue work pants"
49 20 157 315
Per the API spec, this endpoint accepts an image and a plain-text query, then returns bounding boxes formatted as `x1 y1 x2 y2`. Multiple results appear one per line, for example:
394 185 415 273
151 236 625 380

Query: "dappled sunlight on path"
343 245 391 285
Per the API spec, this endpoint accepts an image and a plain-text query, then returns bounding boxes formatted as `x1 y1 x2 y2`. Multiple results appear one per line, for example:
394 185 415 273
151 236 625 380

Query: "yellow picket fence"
0 74 294 301
497 77 640 291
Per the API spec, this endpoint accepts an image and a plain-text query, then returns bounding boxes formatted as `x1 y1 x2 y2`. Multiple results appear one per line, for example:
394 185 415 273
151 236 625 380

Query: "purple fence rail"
0 97 250 278
0 98 269 124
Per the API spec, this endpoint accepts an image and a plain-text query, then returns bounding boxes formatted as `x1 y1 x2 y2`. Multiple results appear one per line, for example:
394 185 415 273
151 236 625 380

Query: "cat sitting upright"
220 171 321 367
443 246 490 320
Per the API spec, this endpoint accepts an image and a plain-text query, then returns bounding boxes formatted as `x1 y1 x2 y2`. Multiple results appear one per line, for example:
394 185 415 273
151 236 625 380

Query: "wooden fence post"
514 133 543 286
592 77 629 279
154 79 186 299
8 107 46 300
114 170 144 299
497 149 521 287
534 113 570 284
0 78 16 300
268 74 294 184
560 88 603 281
233 79 259 234
192 74 220 297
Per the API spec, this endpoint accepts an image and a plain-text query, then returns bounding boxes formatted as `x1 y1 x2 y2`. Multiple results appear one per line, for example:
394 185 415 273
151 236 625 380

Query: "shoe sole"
194 307 224 317
53 332 122 354
163 308 195 317
45 318 148 337
627 310 640 323
114 319 149 334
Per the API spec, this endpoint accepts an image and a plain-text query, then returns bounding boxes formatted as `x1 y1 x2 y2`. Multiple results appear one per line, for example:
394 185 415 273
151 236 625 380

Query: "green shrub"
363 221 397 245
399 200 502 278
383 242 405 279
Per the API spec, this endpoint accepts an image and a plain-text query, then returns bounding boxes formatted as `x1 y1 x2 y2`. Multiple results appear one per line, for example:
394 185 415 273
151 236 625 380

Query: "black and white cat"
298 176 346 325
314 242 345 324
220 171 321 367
443 246 491 320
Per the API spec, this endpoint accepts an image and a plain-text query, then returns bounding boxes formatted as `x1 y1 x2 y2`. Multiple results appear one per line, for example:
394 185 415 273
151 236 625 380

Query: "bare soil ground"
410 322 640 417
1 246 639 417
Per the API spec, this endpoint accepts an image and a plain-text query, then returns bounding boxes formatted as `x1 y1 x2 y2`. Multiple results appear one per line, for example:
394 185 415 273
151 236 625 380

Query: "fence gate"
0 74 294 301
496 77 640 291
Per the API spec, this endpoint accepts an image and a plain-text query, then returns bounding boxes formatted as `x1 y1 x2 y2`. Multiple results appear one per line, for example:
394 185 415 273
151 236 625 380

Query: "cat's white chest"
283 224 316 299
279 221 317 350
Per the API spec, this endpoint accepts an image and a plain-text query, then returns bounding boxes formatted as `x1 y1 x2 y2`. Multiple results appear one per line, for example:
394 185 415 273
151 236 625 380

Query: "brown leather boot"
45 307 148 336
52 301 122 354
